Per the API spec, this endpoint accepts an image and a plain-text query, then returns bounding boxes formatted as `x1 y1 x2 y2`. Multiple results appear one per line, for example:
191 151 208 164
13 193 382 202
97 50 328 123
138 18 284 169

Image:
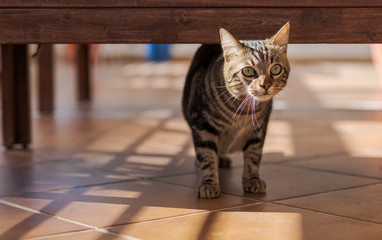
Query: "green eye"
242 67 257 78
271 64 282 75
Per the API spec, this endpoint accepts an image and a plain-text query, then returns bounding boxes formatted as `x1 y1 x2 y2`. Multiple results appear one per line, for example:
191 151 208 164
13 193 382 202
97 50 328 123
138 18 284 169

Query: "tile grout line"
0 178 139 199
264 151 348 165
281 163 382 181
23 229 94 240
273 201 382 226
0 170 199 199
0 199 141 240
106 202 263 229
152 177 382 206
1 118 128 170
269 181 382 202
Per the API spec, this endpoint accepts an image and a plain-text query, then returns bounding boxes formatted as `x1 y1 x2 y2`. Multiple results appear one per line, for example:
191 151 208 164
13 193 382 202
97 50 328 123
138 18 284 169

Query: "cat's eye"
270 64 282 75
242 67 257 78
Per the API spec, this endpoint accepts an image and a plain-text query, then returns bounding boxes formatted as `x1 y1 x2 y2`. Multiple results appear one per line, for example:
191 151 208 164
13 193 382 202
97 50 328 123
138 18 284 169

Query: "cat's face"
220 23 290 102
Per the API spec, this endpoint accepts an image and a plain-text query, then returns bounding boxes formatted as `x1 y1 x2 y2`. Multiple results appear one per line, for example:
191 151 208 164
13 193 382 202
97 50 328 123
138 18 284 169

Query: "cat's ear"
268 22 290 50
219 28 243 62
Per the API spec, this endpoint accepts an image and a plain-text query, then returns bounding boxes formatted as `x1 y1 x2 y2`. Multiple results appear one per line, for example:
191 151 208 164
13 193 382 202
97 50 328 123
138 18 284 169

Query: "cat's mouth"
249 92 273 102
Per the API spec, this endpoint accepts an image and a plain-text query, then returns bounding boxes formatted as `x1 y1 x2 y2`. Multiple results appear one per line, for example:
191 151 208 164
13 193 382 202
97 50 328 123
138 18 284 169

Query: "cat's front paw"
242 178 266 193
197 184 220 199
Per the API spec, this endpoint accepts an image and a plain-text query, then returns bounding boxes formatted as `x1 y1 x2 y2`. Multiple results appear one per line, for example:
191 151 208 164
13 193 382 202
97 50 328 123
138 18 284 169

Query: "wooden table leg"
1 45 31 149
77 44 91 101
38 44 54 114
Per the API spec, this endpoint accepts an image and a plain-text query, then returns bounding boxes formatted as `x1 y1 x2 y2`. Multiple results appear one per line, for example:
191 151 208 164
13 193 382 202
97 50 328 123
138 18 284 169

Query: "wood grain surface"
1 0 381 8
0 8 381 44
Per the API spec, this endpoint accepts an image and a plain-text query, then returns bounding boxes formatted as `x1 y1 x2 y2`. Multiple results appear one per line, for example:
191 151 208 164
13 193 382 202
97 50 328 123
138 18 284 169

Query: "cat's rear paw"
218 157 231 168
197 184 220 199
242 178 266 193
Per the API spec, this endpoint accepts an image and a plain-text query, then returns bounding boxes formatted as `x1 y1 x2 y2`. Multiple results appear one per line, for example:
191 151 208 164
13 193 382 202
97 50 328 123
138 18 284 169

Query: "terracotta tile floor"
1 58 382 239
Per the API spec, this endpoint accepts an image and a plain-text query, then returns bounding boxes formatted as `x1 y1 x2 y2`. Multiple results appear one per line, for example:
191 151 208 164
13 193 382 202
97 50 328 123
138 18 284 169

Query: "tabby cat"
182 23 290 198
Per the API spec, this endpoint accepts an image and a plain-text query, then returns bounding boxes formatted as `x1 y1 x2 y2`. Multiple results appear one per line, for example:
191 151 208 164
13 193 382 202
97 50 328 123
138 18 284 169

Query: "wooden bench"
1 0 382 148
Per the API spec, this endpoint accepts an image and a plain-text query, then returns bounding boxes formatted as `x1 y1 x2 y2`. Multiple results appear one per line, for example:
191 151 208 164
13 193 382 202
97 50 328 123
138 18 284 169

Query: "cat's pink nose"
260 82 271 90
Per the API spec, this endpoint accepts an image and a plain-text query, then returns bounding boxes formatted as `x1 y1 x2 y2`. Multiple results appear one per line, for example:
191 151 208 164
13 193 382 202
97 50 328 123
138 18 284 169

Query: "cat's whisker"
224 95 235 104
215 82 242 89
252 99 263 133
250 98 257 131
231 95 249 122
251 98 261 134
237 95 250 121
224 89 245 104
232 91 246 103
218 90 227 98
244 96 252 126
227 83 244 88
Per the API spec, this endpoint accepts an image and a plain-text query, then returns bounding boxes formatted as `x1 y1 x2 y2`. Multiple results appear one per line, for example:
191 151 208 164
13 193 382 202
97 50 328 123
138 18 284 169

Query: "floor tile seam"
119 117 178 148
147 177 196 189
268 181 382 202
265 151 348 165
92 157 199 178
281 163 382 181
0 173 195 199
147 181 382 207
0 199 139 240
272 201 382 226
23 227 141 240
87 117 184 168
0 199 94 229
144 165 244 181
146 178 262 205
32 119 127 161
143 171 199 181
106 202 263 229
221 182 382 204
23 229 95 240
0 157 79 169
0 178 141 199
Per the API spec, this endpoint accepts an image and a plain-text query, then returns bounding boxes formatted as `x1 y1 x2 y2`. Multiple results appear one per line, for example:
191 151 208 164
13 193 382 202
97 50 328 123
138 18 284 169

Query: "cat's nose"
260 82 271 90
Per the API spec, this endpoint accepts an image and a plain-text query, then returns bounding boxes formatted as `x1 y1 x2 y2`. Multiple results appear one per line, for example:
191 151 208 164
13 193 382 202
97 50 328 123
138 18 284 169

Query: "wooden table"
1 0 382 148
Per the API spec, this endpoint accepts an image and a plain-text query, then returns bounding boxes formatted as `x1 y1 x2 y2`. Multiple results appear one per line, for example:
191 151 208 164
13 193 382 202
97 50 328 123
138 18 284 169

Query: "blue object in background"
146 44 171 61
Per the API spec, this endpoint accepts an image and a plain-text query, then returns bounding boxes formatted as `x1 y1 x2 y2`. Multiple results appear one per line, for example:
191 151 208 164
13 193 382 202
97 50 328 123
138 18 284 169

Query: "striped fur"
182 23 290 198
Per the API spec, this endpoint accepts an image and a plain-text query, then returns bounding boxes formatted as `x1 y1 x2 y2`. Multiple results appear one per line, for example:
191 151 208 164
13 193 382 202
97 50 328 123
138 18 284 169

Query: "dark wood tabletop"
1 0 382 44
1 0 382 8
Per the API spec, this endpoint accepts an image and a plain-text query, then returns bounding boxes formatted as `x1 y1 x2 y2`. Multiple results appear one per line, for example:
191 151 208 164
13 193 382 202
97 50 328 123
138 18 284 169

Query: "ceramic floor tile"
0 150 45 168
331 120 382 158
31 230 126 240
156 164 380 201
0 202 86 239
267 120 333 138
73 150 198 178
263 131 347 163
104 154 197 178
277 183 382 224
84 122 154 153
2 180 255 228
109 202 382 240
71 118 200 177
261 120 349 163
288 155 382 179
30 117 125 159
0 160 134 197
